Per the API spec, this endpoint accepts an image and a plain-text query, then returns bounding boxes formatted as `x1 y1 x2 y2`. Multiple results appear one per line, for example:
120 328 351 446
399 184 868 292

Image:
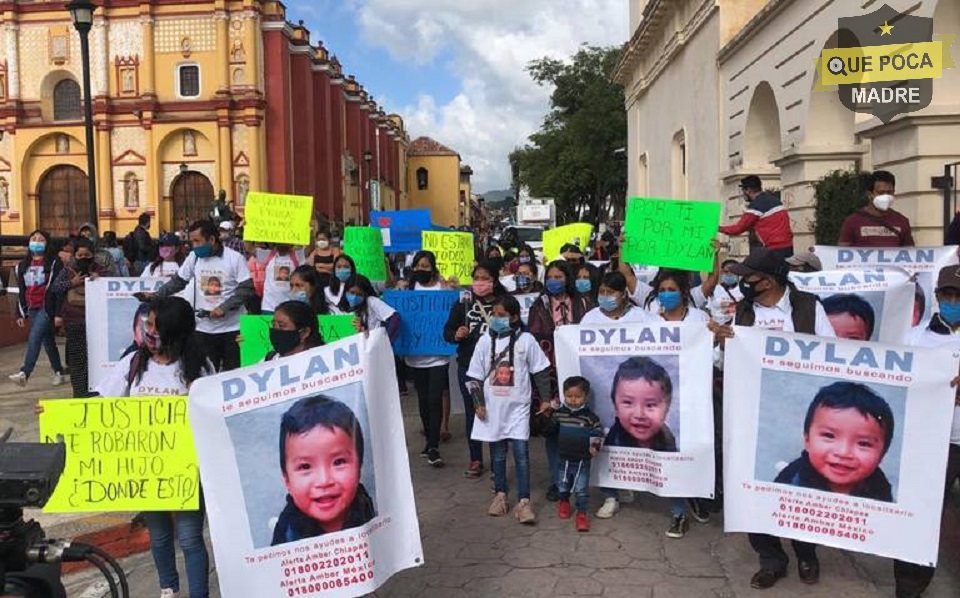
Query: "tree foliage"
812 169 871 244
509 45 627 225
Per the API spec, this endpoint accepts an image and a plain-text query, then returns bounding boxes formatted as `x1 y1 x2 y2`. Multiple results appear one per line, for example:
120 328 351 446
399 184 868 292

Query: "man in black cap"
710 248 836 589
719 175 795 260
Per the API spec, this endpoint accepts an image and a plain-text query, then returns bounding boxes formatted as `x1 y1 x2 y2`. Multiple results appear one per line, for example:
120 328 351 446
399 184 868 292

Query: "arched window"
53 79 82 121
416 167 429 191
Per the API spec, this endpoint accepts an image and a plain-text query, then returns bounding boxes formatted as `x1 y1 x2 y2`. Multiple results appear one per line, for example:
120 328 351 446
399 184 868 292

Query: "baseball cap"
936 265 960 290
785 251 822 271
219 221 235 231
728 248 789 280
159 232 180 246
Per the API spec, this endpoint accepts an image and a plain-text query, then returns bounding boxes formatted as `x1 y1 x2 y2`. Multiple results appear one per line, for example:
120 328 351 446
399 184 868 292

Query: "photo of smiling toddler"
603 356 678 452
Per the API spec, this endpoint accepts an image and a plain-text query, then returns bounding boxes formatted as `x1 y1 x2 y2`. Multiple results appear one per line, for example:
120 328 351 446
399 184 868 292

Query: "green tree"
510 45 627 225
812 170 871 244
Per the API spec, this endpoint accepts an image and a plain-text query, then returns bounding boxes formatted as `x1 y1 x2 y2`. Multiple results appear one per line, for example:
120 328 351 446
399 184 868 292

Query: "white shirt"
96 352 189 397
142 261 196 308
177 246 251 334
356 296 397 330
405 282 451 369
260 249 305 313
749 288 836 337
581 304 660 325
691 284 744 323
467 331 551 442
909 322 960 445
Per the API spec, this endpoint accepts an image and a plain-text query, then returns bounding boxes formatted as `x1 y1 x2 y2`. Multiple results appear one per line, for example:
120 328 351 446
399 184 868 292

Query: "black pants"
891 443 960 597
748 533 817 572
410 365 447 452
65 320 92 398
767 247 795 260
196 331 241 372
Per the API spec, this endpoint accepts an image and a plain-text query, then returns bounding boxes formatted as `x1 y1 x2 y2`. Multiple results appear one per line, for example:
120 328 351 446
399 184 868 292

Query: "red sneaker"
575 511 590 532
557 498 572 519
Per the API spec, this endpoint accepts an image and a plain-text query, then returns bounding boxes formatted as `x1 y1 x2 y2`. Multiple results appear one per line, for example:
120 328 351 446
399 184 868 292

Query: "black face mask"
269 328 302 356
739 278 762 302
412 270 433 285
487 257 504 273
75 257 94 273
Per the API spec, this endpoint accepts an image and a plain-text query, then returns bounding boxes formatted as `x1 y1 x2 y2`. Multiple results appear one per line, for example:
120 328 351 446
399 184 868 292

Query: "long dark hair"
409 250 439 285
643 269 694 310
543 260 575 297
25 229 55 262
131 297 207 386
275 300 324 349
290 265 330 315
328 254 359 294
473 261 507 299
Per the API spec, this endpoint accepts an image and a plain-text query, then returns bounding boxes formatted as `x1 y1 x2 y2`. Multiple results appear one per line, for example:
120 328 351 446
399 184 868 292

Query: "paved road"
2 341 959 597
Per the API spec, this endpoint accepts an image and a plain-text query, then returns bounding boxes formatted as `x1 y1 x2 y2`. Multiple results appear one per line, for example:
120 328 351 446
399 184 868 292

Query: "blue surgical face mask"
519 256 531 264
346 292 364 308
489 316 511 334
658 290 682 311
719 273 739 287
335 268 351 282
28 241 46 254
291 290 309 304
515 275 531 289
941 301 960 325
192 244 212 259
575 279 592 294
545 279 566 296
598 294 620 312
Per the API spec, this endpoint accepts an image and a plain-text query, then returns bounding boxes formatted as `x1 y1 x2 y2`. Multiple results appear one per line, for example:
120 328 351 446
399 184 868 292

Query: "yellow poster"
39 397 200 512
422 231 474 284
543 223 593 262
242 192 313 245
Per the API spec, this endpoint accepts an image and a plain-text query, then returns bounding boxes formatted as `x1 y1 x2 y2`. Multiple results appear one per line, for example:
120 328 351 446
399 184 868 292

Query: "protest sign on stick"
241 315 358 366
554 322 715 497
242 192 313 246
544 223 593 262
723 327 957 566
621 197 721 272
382 290 459 356
422 231 474 284
371 209 431 252
40 396 199 512
344 227 387 282
189 331 423 598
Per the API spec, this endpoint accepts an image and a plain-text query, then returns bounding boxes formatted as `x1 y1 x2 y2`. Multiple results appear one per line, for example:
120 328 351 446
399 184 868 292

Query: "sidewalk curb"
61 517 151 574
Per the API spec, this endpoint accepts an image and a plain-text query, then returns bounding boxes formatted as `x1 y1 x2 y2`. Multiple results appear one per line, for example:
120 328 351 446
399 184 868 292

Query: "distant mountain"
478 189 514 207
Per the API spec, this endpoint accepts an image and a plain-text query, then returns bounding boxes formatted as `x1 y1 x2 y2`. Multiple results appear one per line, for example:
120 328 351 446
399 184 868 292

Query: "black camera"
195 309 211 319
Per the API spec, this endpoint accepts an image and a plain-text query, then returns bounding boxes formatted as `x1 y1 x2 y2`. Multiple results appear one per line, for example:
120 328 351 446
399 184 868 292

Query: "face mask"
290 290 309 304
519 256 531 265
472 279 494 297
598 295 620 312
159 247 175 259
514 275 531 289
873 194 895 211
719 273 739 287
658 290 682 311
545 279 566 296
28 241 46 254
75 257 94 273
941 301 960 326
739 279 762 302
192 244 213 258
269 328 302 356
488 316 512 335
575 279 592 294
316 240 330 250
142 328 161 353
346 292 364 308
488 257 504 272
412 270 433 285
335 268 352 282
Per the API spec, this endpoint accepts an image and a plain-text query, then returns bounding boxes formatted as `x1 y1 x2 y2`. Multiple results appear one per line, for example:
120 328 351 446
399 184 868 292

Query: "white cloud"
354 0 627 191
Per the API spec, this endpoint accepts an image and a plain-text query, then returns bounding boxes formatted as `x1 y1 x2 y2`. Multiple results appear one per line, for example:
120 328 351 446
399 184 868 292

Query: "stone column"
4 23 19 99
93 18 108 96
214 10 230 93
242 10 259 89
217 117 232 191
139 15 155 95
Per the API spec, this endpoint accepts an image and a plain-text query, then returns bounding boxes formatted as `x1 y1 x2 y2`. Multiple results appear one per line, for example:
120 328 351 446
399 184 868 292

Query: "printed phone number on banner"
280 545 374 597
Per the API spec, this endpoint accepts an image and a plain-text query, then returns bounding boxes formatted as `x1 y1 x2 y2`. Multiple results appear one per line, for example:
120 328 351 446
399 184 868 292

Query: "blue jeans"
600 487 685 517
456 365 483 464
21 308 63 378
491 439 530 500
557 458 591 511
142 504 209 598
544 434 559 488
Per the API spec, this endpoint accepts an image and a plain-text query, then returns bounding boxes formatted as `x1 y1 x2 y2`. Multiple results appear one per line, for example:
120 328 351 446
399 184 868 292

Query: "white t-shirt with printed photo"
96 352 190 397
467 331 551 442
691 284 743 323
177 246 251 334
260 249 305 313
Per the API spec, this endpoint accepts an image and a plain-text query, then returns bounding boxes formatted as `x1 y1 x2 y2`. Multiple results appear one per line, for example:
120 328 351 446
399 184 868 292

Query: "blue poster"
382 290 460 356
371 209 432 252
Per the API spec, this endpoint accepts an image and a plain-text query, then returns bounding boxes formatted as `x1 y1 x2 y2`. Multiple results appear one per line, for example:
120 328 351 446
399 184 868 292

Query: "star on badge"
879 20 894 36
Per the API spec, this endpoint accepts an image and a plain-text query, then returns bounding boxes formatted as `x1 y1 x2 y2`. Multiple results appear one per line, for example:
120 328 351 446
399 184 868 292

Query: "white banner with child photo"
188 330 422 598
554 322 715 498
723 327 958 566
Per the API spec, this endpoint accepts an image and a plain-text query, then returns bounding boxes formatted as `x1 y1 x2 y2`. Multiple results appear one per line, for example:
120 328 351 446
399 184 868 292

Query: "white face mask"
873 194 895 211
316 240 330 249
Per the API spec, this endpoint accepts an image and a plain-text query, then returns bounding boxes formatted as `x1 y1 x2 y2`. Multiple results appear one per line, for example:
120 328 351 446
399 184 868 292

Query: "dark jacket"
527 293 594 362
15 254 64 319
443 295 500 365
50 259 108 322
133 225 155 263
270 484 376 546
735 286 819 334
544 405 603 461
604 419 677 452
774 450 893 502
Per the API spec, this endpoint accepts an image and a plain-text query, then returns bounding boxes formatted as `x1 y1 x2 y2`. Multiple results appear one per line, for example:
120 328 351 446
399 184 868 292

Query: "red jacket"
719 192 793 250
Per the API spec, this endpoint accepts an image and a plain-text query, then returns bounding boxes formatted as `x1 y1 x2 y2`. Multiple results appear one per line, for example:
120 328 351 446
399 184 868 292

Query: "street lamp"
362 150 373 224
66 0 98 228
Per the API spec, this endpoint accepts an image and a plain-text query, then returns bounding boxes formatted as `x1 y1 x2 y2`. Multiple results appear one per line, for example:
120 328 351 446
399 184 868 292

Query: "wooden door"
170 171 214 230
37 165 89 237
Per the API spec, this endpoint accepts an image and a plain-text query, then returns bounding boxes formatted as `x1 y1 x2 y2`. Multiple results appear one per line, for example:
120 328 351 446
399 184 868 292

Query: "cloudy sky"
285 0 628 192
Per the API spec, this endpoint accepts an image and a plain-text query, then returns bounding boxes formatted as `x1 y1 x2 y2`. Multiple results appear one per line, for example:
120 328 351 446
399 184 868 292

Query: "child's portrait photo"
579 354 680 452
756 371 905 503
276 265 291 282
822 293 880 341
490 361 514 387
224 384 378 549
202 275 223 297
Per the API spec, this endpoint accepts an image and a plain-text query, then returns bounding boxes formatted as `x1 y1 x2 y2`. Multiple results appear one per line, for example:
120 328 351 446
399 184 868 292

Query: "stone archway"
170 171 214 231
743 82 781 168
37 165 88 237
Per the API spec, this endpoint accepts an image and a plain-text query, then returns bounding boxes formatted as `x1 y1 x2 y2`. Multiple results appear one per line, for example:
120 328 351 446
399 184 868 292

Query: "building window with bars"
53 79 82 121
177 64 201 98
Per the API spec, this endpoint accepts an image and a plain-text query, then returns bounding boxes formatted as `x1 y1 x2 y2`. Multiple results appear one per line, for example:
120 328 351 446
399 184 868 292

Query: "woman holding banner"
95 296 212 598
266 300 325 359
325 255 372 314
289 265 331 316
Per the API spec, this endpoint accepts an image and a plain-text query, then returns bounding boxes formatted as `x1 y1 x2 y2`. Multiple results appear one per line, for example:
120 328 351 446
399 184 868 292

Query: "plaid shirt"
222 235 246 255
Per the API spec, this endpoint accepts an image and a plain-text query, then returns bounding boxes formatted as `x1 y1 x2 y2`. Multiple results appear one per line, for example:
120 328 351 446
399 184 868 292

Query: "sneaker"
545 484 560 502
8 372 26 387
463 461 484 479
666 514 689 539
596 497 620 519
688 498 710 524
159 590 181 598
426 449 444 468
557 498 572 519
419 446 429 459
619 489 636 503
51 372 66 386
514 498 536 524
575 511 590 532
488 492 508 517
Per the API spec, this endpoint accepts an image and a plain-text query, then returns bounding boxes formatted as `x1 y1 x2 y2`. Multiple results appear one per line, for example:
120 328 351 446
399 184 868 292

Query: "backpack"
122 231 138 263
